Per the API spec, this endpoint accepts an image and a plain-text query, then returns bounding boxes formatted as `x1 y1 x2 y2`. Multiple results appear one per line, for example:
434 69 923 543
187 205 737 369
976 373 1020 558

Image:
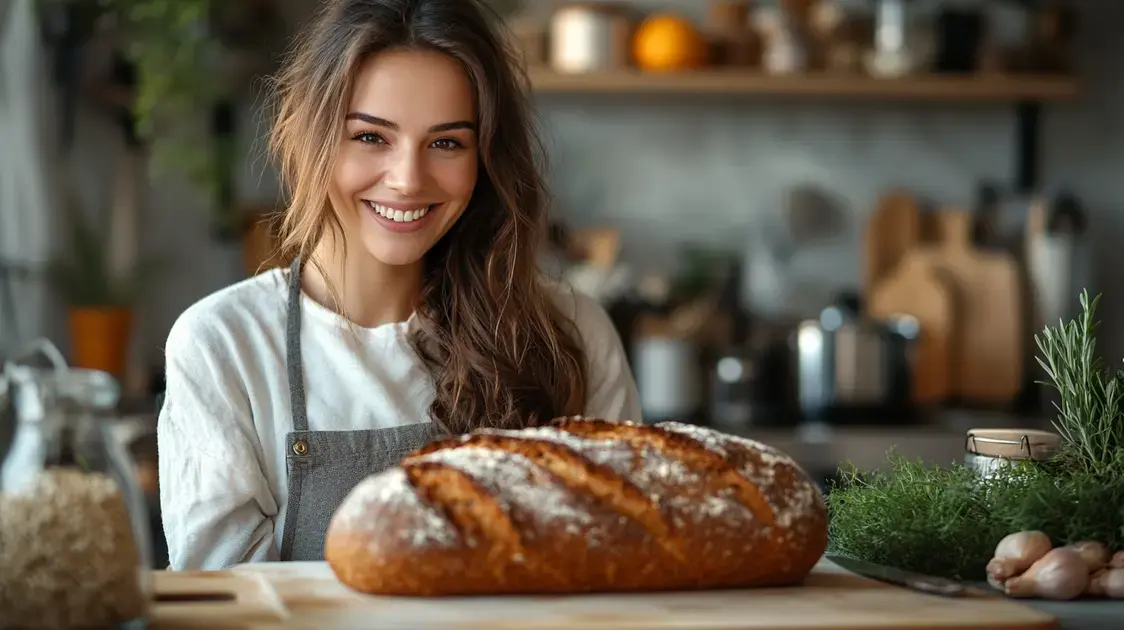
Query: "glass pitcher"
0 339 153 630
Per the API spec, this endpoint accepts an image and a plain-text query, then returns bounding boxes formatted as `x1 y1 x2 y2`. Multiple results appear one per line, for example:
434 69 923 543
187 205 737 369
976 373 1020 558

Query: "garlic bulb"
1111 551 1124 569
987 530 1053 585
1087 568 1124 599
1004 547 1090 600
1064 541 1111 571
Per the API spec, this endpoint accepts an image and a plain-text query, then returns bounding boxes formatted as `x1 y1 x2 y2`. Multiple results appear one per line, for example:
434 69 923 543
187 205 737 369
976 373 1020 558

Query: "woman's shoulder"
539 278 618 345
540 277 641 421
165 267 288 361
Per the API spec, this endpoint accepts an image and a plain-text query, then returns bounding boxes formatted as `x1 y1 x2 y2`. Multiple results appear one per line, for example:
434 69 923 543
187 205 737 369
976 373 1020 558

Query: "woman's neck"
303 237 422 328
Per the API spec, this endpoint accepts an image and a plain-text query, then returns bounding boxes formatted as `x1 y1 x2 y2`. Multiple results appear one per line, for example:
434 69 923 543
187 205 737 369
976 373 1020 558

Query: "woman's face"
331 48 479 267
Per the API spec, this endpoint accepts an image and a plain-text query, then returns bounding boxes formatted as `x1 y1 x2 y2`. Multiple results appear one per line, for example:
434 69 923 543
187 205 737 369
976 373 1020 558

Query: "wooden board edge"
149 570 290 626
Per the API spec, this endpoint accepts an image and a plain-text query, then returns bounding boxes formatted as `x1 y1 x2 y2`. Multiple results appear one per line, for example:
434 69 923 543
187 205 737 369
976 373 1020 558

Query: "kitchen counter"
1021 599 1124 630
720 407 1054 476
146 556 1122 629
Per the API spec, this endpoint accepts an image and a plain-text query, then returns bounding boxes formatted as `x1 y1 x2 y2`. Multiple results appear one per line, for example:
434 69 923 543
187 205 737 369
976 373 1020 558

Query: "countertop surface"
150 557 1123 629
1022 599 1124 630
718 407 1055 474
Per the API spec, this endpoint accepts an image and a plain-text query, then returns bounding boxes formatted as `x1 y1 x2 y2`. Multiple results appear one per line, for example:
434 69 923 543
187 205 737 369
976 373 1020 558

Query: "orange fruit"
632 13 708 72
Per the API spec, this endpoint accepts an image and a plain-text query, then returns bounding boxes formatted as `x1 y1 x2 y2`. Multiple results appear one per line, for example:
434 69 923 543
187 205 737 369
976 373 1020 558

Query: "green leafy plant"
1034 291 1124 475
113 0 224 198
825 289 1124 581
37 0 284 239
115 0 285 239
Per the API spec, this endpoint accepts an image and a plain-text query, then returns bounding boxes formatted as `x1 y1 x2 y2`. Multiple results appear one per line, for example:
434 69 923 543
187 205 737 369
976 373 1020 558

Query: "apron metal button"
292 440 309 456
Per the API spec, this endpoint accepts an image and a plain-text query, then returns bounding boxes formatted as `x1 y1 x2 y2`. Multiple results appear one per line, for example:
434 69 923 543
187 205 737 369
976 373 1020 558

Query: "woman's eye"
352 132 386 145
431 138 463 151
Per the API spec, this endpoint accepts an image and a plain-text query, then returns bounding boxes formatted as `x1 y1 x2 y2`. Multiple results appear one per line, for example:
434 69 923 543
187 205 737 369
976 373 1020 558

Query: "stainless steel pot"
793 299 918 420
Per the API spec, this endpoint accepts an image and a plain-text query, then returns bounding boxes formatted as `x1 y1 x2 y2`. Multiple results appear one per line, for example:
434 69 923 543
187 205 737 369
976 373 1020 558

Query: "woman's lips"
364 201 437 233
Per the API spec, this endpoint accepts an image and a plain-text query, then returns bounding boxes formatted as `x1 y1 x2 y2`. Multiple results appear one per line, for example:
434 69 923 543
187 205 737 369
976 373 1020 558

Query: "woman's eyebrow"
345 112 476 133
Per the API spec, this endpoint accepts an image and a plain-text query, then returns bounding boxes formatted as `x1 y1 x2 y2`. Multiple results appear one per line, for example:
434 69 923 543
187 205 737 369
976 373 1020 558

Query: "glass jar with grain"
0 340 152 630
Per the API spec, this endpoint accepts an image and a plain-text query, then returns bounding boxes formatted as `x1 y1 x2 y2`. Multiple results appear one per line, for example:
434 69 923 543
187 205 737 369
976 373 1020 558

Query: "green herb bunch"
825 290 1124 581
1036 291 1124 474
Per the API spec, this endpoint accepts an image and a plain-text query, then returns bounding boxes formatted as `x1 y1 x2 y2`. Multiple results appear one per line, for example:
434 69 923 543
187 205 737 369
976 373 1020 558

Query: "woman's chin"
359 235 428 268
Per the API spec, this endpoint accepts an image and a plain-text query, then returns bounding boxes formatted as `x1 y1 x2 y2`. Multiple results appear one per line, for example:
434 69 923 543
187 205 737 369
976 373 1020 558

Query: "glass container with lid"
964 427 1061 479
0 339 152 629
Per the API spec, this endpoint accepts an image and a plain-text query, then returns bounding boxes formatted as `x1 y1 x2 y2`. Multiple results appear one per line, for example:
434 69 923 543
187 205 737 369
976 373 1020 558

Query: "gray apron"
278 256 446 561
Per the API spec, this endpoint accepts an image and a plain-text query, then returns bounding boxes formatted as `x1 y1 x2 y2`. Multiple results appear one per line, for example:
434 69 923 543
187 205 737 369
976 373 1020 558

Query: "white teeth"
367 202 431 223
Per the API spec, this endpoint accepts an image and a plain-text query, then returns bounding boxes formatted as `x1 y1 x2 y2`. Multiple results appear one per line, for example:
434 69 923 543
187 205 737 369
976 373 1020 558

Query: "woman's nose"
383 148 425 196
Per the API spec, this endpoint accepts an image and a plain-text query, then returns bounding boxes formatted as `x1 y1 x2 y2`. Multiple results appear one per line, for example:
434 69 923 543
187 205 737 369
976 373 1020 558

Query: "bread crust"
325 418 828 596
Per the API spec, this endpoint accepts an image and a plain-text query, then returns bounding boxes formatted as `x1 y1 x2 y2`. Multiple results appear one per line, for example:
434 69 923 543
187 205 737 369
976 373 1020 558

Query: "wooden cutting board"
867 252 957 406
929 210 1023 404
149 570 289 629
224 559 1057 630
864 190 922 294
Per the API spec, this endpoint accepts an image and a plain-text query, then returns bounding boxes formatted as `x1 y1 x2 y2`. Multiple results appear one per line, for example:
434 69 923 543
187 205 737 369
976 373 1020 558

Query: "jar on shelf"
0 340 152 630
964 427 1061 479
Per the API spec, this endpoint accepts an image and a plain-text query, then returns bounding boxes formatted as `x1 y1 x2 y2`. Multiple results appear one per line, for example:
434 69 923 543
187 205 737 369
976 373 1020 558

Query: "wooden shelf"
528 69 1079 102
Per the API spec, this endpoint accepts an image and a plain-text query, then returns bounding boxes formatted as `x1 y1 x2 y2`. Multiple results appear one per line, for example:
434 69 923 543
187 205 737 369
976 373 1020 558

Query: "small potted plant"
46 193 158 379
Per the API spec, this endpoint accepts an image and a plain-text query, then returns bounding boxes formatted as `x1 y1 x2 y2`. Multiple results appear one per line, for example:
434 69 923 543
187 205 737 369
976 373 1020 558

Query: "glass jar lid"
2 339 120 421
965 427 1061 461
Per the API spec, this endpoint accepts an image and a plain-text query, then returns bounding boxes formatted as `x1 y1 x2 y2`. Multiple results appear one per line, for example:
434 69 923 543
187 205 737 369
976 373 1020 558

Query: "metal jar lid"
965 428 1061 461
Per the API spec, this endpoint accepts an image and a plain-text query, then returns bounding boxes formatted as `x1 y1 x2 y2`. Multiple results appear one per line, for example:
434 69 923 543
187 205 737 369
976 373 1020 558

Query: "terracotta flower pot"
67 306 133 378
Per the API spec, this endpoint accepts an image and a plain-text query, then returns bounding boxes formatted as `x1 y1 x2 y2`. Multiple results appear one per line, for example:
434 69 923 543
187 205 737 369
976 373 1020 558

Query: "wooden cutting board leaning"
863 190 923 294
147 559 1058 630
867 252 956 405
865 200 1024 407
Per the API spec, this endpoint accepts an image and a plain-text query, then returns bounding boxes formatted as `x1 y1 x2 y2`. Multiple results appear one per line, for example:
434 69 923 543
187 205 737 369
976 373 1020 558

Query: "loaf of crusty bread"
324 417 828 596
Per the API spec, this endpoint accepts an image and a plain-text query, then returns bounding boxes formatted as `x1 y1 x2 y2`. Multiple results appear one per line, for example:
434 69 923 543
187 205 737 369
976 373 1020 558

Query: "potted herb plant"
46 187 159 379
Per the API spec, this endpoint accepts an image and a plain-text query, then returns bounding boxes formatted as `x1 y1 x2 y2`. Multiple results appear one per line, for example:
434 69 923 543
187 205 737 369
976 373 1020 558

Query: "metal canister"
549 2 634 74
964 428 1061 478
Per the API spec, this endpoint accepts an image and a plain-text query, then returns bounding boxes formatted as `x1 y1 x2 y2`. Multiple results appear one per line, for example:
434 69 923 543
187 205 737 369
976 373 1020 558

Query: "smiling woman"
156 0 642 571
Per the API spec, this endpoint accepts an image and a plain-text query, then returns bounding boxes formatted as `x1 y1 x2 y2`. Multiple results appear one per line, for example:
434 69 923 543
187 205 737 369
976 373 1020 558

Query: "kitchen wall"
40 0 1124 370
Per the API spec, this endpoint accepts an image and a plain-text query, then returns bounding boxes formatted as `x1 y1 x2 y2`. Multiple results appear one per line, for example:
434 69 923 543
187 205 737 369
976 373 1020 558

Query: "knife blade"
825 554 968 597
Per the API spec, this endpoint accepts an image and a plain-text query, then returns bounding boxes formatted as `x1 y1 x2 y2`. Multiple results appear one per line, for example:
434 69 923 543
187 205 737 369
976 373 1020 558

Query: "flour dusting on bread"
408 446 603 542
658 421 821 529
479 425 755 529
331 468 459 549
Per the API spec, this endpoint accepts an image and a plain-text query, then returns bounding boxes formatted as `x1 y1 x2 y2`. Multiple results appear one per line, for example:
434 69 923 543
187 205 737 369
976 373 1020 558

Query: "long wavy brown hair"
267 0 587 434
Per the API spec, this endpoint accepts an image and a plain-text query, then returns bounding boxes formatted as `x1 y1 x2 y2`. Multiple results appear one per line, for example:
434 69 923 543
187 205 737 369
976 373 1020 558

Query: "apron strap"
286 256 310 433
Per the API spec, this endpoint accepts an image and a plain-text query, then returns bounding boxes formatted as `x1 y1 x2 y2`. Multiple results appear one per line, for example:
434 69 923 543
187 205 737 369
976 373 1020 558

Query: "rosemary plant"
1034 290 1124 475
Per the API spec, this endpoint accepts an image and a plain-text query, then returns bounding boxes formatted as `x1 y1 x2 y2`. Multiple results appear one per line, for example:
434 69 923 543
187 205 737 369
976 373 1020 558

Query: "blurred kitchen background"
0 0 1110 564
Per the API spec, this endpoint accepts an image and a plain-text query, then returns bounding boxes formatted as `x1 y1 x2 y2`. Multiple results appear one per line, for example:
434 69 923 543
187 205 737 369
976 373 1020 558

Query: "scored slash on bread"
325 417 828 597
